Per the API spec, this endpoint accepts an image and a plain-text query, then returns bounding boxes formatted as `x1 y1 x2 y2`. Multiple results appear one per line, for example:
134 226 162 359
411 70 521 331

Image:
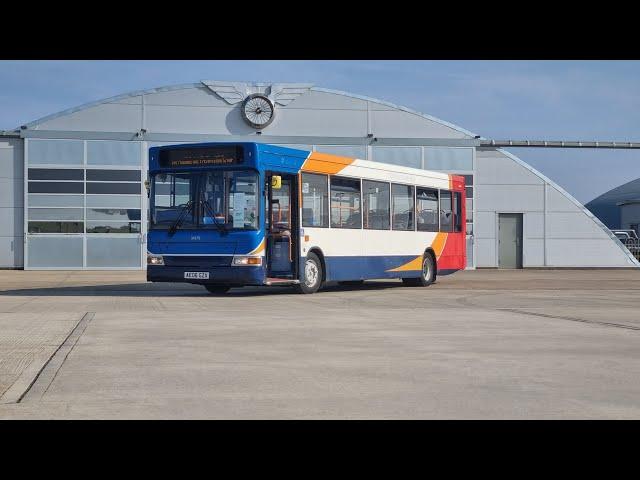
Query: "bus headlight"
232 255 263 266
147 254 164 265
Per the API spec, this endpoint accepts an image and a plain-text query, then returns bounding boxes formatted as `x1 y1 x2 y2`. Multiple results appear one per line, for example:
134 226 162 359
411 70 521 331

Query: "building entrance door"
498 213 523 269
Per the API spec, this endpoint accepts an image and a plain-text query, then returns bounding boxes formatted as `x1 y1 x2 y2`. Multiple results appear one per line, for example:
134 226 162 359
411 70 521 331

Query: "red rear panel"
437 175 466 273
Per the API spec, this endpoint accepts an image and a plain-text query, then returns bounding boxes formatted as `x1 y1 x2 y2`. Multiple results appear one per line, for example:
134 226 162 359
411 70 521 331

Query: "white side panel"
145 104 236 134
35 104 143 132
475 238 496 267
0 207 22 234
474 211 496 239
546 185 583 212
342 160 450 190
370 110 468 138
547 212 614 239
283 90 368 110
523 238 545 267
144 86 228 107
546 239 637 266
523 212 544 239
475 184 544 212
0 178 23 208
0 237 23 268
267 109 369 137
0 139 24 179
303 229 439 257
302 228 362 257
475 149 543 185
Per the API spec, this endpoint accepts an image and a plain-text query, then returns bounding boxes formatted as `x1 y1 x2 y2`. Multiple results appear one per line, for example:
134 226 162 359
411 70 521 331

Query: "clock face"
241 94 275 129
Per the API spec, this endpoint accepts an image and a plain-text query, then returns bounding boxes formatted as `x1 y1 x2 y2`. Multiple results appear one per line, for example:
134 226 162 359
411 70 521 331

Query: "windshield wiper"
199 195 228 234
168 200 194 236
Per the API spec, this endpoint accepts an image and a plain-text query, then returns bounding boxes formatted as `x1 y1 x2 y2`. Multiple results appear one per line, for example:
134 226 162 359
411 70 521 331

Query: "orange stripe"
387 255 423 272
301 151 355 175
432 232 448 259
385 232 449 272
248 238 266 255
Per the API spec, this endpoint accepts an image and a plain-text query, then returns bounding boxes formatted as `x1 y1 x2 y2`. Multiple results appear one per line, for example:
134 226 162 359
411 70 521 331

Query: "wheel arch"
307 247 327 282
424 248 437 280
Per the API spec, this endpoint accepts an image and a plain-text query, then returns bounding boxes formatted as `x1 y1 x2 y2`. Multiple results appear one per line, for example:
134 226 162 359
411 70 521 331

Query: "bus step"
265 278 300 286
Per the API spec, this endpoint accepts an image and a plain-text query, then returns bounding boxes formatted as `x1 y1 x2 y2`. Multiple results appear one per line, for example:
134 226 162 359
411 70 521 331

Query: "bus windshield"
150 170 259 231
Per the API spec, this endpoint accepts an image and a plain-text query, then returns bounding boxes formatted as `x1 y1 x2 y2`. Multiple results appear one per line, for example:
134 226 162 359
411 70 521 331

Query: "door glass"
271 179 291 230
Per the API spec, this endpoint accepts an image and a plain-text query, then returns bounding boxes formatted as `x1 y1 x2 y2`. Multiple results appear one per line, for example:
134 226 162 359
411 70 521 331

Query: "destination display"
159 146 244 168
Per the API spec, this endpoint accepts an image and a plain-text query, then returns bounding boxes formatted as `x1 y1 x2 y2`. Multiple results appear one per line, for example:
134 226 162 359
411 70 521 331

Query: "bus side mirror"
271 175 282 190
144 180 150 198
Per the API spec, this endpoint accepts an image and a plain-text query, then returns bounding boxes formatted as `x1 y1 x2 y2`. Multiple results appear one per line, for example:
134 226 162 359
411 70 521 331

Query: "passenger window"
301 173 329 228
416 188 439 232
363 180 390 230
440 190 453 232
454 191 463 232
392 184 414 231
330 176 361 229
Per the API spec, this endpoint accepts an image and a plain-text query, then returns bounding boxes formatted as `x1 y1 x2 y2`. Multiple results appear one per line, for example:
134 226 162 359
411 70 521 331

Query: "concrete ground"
0 269 639 419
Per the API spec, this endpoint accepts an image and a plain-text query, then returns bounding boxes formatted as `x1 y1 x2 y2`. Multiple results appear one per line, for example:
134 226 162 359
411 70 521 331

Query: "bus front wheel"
298 252 323 294
204 285 230 295
402 253 435 287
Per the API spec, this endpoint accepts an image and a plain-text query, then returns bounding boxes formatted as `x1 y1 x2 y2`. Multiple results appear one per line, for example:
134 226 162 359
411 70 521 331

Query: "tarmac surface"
0 269 639 419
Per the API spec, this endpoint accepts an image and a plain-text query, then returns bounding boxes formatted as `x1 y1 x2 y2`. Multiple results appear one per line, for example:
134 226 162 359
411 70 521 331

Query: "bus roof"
150 142 464 189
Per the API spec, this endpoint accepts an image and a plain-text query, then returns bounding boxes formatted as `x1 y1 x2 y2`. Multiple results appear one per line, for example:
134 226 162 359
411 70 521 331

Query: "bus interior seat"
302 208 314 225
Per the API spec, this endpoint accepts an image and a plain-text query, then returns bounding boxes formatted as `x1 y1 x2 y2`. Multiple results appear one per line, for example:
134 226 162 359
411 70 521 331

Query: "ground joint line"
12 312 95 404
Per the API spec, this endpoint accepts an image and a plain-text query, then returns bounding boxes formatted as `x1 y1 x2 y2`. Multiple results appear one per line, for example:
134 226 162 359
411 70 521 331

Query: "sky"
1 60 639 204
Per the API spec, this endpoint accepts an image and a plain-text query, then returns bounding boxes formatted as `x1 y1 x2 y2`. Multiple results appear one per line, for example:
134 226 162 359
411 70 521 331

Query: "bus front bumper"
147 265 266 286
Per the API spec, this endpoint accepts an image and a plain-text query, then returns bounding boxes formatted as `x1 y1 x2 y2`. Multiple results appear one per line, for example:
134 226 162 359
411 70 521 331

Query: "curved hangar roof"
586 177 640 229
19 81 639 268
20 81 478 139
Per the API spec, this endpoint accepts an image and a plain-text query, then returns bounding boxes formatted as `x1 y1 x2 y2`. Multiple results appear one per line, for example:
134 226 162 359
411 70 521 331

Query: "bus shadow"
0 281 406 297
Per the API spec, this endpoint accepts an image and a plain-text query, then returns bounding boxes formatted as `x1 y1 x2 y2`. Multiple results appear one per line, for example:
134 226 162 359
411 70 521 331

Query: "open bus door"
265 173 300 283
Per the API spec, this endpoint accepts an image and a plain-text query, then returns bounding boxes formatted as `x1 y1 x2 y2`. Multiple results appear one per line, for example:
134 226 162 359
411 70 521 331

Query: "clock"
241 94 275 129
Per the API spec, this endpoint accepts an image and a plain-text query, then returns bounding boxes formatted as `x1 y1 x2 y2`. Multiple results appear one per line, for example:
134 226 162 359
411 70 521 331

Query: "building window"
392 184 415 231
424 147 473 171
372 147 421 169
87 140 140 166
362 180 390 230
416 188 439 232
330 176 361 229
314 145 367 159
301 173 329 228
27 139 84 166
86 169 141 182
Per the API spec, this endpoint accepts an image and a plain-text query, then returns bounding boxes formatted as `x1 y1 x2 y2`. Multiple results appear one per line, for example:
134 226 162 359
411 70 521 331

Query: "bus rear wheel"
402 253 435 287
204 285 230 295
297 252 323 294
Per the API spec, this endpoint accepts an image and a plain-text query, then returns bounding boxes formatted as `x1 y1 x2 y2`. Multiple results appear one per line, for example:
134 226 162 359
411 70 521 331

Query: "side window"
301 173 328 228
392 184 414 231
330 176 361 229
416 188 439 232
440 190 453 232
363 180 390 230
454 191 463 232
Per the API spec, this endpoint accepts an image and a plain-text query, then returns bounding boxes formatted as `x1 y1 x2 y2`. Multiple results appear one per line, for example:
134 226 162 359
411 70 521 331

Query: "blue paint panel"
323 255 422 281
148 229 264 255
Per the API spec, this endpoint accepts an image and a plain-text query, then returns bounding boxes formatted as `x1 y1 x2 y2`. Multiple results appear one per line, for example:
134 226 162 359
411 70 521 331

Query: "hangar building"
1 81 637 270
586 177 640 235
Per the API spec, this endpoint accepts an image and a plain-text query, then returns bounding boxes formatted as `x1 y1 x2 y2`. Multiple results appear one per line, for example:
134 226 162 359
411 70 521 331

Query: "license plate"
184 272 209 280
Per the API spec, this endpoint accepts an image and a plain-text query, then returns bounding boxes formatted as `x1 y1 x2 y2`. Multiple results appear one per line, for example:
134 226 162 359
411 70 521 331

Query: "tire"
297 252 323 294
402 253 436 287
204 285 230 295
338 280 364 286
